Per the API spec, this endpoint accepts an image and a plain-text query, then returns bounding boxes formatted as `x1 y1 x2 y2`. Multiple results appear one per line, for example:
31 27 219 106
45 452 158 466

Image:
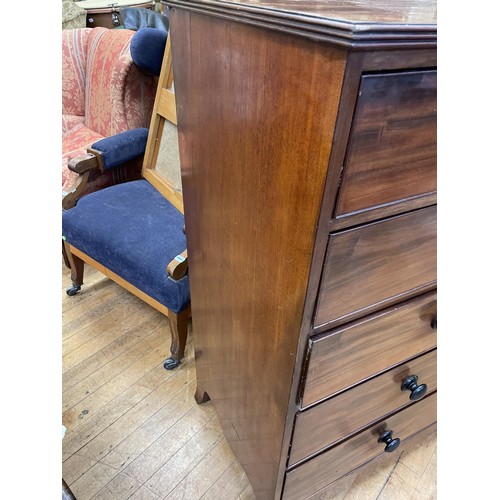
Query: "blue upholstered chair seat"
62 180 190 313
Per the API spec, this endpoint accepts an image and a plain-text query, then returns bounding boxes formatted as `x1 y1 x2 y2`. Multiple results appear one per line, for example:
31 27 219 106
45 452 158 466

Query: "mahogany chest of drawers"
166 0 437 498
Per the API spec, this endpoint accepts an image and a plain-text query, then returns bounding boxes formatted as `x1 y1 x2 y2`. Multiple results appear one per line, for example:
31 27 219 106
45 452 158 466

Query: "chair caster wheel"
163 357 180 370
66 284 82 296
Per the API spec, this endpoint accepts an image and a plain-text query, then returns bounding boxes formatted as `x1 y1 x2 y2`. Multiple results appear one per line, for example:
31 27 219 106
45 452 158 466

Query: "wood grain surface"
170 9 347 499
314 206 436 330
291 349 436 465
303 292 437 407
165 0 437 49
166 0 438 24
283 392 437 500
321 49 437 231
335 70 437 219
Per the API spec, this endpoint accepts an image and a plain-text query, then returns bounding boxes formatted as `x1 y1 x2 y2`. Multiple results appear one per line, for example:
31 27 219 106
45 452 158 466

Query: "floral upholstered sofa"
62 27 159 194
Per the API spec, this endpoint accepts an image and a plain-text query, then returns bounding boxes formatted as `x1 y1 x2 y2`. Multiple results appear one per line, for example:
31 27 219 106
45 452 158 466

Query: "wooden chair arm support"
63 150 106 209
62 170 91 210
166 249 188 280
68 150 103 174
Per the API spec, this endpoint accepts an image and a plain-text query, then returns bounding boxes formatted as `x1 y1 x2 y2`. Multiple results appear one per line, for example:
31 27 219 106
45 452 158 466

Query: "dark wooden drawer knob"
401 374 428 401
430 317 437 330
378 430 400 453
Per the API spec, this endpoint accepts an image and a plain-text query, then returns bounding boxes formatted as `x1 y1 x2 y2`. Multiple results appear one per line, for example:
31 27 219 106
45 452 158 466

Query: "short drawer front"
283 392 437 500
290 349 436 466
334 70 437 221
314 205 436 330
302 292 436 408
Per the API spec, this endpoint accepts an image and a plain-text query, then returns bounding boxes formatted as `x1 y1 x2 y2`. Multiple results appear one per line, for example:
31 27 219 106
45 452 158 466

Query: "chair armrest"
63 128 147 209
67 152 102 174
90 128 149 170
167 250 188 280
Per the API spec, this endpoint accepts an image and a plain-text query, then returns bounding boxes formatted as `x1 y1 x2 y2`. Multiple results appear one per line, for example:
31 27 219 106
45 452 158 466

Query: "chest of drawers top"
166 1 437 498
167 0 437 48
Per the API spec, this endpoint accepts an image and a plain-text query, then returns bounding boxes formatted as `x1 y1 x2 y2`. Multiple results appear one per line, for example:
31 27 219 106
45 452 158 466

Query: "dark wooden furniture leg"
163 307 190 370
194 385 211 404
63 241 85 296
62 239 71 269
62 479 77 500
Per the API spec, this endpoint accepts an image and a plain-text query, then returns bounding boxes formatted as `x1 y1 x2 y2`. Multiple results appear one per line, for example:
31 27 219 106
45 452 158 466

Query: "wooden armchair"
62 35 190 369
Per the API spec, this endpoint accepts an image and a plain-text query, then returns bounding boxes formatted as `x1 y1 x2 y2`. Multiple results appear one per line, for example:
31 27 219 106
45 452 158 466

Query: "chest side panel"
170 9 347 498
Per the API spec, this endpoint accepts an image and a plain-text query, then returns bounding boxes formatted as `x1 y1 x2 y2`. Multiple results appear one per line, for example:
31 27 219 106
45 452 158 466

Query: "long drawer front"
301 292 437 408
314 205 436 330
283 392 437 500
291 349 436 466
334 70 437 222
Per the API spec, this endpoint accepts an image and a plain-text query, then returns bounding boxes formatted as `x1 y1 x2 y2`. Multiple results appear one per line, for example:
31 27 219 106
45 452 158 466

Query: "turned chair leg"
163 307 190 370
62 240 71 269
63 241 85 296
62 479 77 500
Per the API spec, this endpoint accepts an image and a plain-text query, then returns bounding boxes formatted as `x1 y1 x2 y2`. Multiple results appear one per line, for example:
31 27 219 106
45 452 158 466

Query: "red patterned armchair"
62 26 164 203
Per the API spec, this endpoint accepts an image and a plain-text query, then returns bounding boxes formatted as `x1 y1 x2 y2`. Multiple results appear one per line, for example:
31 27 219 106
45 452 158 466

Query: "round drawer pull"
430 317 437 330
378 430 400 453
401 374 428 401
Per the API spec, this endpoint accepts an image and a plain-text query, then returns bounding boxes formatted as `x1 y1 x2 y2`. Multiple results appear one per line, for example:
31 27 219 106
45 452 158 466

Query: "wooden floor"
62 261 437 500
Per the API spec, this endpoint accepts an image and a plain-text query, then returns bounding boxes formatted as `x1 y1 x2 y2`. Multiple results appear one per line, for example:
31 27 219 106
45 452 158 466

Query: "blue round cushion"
130 28 168 77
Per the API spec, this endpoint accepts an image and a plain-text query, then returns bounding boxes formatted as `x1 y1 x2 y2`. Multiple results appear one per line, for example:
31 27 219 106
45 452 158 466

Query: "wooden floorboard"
62 262 437 499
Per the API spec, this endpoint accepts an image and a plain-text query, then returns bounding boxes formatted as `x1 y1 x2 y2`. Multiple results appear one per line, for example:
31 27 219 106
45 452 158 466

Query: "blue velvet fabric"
92 128 148 170
62 180 190 313
130 28 168 77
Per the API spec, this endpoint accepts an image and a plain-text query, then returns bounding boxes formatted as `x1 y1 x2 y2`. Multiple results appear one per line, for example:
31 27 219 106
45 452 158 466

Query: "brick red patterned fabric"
61 27 157 191
62 123 104 192
62 28 91 118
